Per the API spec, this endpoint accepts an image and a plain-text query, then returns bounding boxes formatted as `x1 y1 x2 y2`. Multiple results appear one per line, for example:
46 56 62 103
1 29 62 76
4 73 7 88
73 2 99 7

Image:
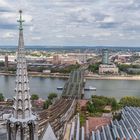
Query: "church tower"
7 10 38 140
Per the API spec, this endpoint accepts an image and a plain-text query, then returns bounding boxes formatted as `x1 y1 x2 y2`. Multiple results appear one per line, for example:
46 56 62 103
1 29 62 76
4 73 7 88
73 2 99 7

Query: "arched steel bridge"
38 69 85 139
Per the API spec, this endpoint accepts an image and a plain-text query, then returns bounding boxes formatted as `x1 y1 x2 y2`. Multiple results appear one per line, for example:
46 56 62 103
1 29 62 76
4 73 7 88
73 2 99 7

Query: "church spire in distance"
7 10 38 140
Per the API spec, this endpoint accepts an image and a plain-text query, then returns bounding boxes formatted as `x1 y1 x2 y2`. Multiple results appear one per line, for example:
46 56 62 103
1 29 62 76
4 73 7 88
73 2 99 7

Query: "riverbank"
85 75 140 80
0 71 69 78
1 71 140 80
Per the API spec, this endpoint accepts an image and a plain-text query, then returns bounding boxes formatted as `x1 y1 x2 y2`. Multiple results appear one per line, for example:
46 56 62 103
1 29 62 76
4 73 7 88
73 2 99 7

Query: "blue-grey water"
1 75 140 100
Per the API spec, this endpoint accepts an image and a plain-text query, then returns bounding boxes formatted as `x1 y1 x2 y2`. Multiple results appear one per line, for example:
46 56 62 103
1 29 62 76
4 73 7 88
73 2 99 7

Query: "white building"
99 64 118 75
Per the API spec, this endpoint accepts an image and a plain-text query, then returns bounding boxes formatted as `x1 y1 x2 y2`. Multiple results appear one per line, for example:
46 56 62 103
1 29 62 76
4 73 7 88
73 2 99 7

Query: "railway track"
38 70 84 139
38 98 76 139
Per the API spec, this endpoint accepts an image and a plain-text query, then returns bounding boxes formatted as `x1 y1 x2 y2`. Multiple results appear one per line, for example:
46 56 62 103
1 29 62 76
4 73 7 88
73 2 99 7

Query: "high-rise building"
7 10 38 140
5 54 8 71
53 54 60 64
102 49 109 64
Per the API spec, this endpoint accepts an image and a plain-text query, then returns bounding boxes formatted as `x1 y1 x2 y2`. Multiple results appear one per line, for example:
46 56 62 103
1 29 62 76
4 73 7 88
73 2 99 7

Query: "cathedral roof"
41 123 57 140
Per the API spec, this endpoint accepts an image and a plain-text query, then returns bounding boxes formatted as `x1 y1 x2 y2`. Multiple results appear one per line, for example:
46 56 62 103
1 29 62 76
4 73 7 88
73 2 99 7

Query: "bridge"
38 69 85 139
61 70 85 99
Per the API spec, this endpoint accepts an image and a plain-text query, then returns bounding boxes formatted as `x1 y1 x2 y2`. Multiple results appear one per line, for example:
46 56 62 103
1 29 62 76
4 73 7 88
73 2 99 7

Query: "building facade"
5 54 8 71
99 64 118 75
102 49 109 64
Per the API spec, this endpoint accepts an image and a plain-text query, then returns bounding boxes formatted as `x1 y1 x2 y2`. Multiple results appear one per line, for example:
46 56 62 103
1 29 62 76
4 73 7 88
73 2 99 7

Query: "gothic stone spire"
7 11 38 140
13 10 33 120
17 10 24 30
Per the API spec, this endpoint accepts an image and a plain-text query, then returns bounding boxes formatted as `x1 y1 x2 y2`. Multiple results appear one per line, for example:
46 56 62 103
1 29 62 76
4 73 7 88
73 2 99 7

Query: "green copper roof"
17 10 24 30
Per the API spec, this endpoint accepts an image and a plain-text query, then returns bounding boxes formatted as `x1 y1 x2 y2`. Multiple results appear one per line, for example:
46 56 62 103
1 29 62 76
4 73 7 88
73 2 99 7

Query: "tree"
93 98 106 108
48 93 57 100
88 63 100 73
8 67 16 71
80 114 86 126
88 95 120 114
0 61 4 67
111 98 118 110
31 94 39 100
119 96 140 107
87 101 95 113
0 93 4 101
44 100 52 109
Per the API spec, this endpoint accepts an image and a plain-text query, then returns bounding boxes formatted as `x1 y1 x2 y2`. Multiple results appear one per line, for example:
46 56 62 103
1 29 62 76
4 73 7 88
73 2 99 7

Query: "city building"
99 49 119 75
114 54 132 64
99 64 119 75
102 49 109 64
4 54 8 70
52 54 61 64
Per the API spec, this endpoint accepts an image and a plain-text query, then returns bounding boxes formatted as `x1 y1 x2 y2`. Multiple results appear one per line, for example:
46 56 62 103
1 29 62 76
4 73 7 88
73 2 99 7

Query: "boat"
57 87 63 90
84 86 96 91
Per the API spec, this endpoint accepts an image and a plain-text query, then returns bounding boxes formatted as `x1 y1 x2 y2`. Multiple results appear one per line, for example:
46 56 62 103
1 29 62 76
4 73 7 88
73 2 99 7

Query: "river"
1 75 140 100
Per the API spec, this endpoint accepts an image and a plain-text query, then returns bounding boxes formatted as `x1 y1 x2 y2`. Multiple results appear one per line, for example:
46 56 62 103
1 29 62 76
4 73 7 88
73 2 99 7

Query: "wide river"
1 75 140 100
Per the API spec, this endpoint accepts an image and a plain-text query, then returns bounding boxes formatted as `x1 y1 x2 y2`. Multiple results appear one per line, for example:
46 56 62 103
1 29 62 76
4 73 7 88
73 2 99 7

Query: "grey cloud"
0 24 17 30
99 22 119 29
0 8 11 12
0 0 140 46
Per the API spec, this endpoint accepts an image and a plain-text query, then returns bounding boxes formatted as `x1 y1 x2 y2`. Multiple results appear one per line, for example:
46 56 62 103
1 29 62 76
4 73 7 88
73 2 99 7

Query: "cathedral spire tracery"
7 10 38 140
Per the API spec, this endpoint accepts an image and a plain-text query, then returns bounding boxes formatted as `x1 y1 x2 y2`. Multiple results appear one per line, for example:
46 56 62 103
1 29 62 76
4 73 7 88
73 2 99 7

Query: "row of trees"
117 64 140 74
117 64 140 72
31 93 58 109
0 92 57 110
0 93 4 101
119 96 140 107
43 93 57 109
7 65 80 73
87 95 119 114
2 93 140 112
86 95 140 115
88 63 101 73
31 93 57 100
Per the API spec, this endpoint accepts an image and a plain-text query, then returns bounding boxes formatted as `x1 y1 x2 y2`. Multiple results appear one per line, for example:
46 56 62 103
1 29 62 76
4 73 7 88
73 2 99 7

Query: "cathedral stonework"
7 10 38 140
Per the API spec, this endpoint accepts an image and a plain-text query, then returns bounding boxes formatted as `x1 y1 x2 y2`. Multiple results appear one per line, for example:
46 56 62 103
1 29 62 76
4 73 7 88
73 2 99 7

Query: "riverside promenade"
1 71 140 80
86 74 140 80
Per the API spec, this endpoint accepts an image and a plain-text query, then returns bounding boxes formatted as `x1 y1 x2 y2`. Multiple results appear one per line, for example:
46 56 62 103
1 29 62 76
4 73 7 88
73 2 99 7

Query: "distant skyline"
0 0 140 47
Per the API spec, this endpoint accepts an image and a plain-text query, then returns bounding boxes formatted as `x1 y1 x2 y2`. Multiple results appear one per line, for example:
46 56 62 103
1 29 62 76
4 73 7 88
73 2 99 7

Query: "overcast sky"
0 0 140 47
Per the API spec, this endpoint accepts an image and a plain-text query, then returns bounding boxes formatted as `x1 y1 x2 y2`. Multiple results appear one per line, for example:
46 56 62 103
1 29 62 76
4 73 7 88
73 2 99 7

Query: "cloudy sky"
0 0 140 47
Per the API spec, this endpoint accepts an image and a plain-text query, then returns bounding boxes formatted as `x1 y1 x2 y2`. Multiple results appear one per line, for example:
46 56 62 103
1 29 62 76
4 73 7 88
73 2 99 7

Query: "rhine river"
1 75 140 100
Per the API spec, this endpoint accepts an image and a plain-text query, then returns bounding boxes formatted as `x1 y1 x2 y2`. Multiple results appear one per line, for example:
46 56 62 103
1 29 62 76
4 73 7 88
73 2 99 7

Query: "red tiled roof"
87 117 111 132
78 100 88 108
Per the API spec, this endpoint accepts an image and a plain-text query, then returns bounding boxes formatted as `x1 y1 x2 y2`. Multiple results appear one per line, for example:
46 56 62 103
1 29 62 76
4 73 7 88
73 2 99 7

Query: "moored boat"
57 87 63 90
84 86 96 91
